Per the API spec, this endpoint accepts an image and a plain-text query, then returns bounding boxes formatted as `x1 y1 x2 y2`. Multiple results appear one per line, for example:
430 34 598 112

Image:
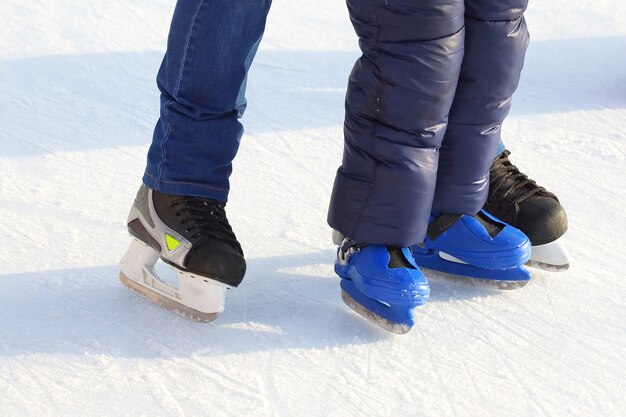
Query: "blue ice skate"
334 239 430 334
411 211 532 289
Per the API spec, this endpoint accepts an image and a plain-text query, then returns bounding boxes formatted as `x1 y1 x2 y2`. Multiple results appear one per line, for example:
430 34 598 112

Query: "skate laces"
172 197 243 255
488 150 556 213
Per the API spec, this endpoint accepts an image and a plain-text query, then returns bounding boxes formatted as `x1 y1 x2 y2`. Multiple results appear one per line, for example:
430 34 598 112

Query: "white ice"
0 1 624 416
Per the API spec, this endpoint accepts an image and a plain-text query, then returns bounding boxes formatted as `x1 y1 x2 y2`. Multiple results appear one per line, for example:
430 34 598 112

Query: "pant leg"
431 0 529 214
328 0 465 247
143 0 272 201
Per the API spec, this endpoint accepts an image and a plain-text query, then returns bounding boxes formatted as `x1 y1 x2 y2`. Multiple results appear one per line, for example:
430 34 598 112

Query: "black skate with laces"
119 184 246 321
483 149 570 271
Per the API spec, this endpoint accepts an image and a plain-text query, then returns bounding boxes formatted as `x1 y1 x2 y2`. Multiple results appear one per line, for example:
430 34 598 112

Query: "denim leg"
144 0 272 201
432 0 529 215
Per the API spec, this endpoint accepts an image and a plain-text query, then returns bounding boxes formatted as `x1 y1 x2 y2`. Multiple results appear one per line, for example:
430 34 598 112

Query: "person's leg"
328 0 465 247
120 0 272 322
429 0 568 270
410 0 532 284
143 0 272 202
431 0 529 215
328 0 465 333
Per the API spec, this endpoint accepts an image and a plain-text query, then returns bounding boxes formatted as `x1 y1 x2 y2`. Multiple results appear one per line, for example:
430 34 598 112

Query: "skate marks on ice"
1 261 625 415
0 249 521 359
420 267 626 417
0 251 385 359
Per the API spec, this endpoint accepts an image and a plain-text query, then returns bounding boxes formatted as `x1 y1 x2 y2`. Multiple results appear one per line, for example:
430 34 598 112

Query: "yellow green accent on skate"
165 234 181 252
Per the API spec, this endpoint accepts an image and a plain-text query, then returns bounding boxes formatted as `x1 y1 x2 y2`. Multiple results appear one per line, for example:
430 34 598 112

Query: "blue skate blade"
340 278 415 332
413 251 531 283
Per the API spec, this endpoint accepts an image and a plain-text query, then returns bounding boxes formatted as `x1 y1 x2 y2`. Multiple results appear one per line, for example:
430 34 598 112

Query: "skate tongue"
427 214 462 240
171 196 244 256
473 211 503 238
386 246 415 269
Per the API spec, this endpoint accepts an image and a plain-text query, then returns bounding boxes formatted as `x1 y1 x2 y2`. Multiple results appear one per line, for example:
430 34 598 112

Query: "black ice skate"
484 149 569 271
119 184 246 322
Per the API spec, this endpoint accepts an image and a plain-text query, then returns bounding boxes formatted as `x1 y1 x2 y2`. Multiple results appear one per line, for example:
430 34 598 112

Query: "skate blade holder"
415 251 531 289
341 289 414 335
527 237 570 271
338 276 422 335
120 239 228 322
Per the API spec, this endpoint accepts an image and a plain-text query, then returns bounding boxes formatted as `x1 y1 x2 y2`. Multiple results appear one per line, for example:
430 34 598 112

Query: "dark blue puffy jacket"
328 0 529 247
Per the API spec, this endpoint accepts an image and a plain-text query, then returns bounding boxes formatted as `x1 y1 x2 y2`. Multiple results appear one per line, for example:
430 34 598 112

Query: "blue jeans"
143 0 272 201
496 140 506 156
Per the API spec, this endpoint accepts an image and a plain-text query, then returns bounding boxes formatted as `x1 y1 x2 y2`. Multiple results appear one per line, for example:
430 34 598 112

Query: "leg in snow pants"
328 0 530 247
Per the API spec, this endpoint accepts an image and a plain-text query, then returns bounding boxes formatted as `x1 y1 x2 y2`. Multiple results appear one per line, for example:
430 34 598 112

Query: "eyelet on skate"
338 238 362 265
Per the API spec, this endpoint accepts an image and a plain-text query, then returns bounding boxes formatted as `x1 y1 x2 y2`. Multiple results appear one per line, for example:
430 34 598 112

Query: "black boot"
120 185 246 322
484 150 569 271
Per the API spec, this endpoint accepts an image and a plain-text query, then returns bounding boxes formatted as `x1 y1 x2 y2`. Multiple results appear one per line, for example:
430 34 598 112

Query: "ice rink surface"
0 1 624 416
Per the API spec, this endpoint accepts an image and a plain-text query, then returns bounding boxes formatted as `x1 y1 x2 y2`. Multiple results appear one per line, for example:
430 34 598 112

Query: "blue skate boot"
334 236 430 334
411 211 532 289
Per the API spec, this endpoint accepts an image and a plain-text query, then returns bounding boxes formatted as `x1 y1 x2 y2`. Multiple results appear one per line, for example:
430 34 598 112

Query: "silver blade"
341 290 412 335
120 272 220 323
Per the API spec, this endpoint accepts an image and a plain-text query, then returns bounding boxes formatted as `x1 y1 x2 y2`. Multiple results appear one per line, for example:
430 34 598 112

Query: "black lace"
488 150 556 214
171 197 243 255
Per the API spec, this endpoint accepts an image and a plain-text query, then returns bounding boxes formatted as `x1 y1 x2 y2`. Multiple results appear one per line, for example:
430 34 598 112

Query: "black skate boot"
119 184 246 321
483 149 569 271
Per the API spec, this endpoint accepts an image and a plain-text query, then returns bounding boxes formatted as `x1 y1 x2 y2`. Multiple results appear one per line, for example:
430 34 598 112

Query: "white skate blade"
527 237 570 271
119 239 227 322
341 290 412 335
120 272 219 322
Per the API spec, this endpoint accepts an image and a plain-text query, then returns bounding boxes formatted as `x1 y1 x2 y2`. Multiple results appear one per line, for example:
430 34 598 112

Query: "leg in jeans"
328 0 465 247
143 0 272 202
120 1 271 323
432 0 529 214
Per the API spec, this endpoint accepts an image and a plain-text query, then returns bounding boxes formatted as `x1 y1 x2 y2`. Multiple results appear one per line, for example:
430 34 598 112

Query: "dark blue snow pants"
328 0 530 247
